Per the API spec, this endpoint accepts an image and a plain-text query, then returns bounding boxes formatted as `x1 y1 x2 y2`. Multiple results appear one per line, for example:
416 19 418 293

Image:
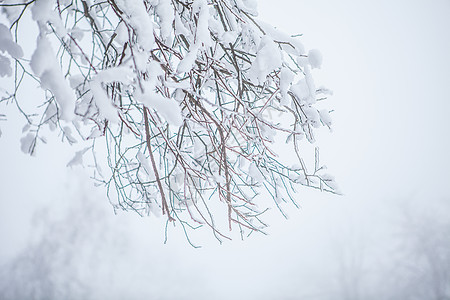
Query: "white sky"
1 0 450 299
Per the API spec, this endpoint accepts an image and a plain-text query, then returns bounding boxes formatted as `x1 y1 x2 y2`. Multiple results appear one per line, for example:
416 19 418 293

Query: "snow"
155 0 174 40
116 0 155 51
235 0 258 16
193 0 211 47
248 36 282 84
137 151 157 181
249 162 264 183
89 80 119 123
0 0 337 244
30 0 66 36
0 55 12 77
174 14 190 36
258 21 306 55
30 35 76 121
0 24 24 59
308 49 323 69
2 0 450 299
20 133 35 155
94 66 134 84
89 66 134 123
220 30 238 44
0 24 23 77
319 109 332 127
66 147 90 167
114 22 128 45
290 79 310 103
137 84 183 127
177 44 200 74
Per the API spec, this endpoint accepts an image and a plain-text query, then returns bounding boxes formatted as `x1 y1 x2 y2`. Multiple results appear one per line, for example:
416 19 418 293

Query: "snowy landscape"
1 0 449 299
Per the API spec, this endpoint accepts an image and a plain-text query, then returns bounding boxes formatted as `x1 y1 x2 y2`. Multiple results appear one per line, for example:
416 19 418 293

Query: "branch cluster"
0 0 337 241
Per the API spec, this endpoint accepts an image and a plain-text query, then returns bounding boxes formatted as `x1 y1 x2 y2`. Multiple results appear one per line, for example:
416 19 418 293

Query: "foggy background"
1 0 450 299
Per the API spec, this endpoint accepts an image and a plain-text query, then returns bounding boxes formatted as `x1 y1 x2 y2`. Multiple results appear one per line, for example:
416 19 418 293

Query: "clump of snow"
137 151 156 181
20 133 36 155
31 0 66 36
235 0 258 16
155 0 174 40
0 54 12 77
67 147 90 167
308 49 323 69
95 66 133 84
279 68 294 106
31 36 76 121
249 162 264 183
248 36 282 84
193 0 211 47
258 21 305 55
319 109 332 127
0 24 24 77
115 0 155 51
114 22 128 45
0 24 24 59
136 82 183 127
89 66 133 123
177 44 200 74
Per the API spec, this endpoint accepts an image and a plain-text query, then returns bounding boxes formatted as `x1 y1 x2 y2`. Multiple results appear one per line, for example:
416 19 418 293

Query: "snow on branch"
0 0 338 242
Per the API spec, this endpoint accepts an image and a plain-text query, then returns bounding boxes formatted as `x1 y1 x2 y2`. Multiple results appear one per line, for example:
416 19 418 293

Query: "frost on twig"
1 0 338 242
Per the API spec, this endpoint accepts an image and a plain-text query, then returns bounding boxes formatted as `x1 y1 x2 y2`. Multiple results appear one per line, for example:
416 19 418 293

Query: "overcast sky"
1 1 450 299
